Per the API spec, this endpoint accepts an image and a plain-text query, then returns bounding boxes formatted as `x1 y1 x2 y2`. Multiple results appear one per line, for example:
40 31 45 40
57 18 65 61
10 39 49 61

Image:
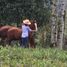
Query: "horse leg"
0 37 7 46
19 38 22 47
5 38 12 46
29 37 35 48
0 39 5 46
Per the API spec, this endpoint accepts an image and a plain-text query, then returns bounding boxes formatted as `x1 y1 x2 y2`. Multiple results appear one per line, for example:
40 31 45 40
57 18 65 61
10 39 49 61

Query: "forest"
0 0 51 26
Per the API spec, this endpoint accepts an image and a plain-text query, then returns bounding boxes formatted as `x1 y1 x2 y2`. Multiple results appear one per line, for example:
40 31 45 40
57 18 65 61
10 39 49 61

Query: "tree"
51 0 57 47
57 0 66 49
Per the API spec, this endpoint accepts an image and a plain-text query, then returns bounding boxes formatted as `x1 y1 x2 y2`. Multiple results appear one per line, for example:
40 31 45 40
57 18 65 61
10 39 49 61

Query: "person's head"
23 19 31 26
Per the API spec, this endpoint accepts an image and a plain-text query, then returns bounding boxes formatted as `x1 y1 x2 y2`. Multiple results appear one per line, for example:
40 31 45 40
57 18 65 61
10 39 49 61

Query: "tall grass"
0 46 67 67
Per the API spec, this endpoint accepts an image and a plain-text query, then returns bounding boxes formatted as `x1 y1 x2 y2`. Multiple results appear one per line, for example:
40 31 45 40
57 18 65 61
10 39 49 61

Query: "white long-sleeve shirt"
21 25 31 38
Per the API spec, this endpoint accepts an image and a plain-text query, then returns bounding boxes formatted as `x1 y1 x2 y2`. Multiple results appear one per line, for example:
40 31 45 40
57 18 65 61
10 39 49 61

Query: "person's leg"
22 38 25 48
21 37 29 48
25 37 29 48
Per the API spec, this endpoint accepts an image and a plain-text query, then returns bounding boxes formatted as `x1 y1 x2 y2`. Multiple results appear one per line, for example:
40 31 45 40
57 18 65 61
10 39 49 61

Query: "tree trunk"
51 0 57 47
57 0 66 49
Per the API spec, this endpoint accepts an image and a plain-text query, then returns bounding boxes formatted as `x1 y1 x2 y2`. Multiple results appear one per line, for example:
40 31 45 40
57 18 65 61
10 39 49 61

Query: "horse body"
6 27 22 45
0 26 11 38
0 26 12 45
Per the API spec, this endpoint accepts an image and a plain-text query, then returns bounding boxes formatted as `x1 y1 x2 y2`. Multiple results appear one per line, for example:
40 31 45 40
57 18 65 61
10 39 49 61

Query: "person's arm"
34 23 38 32
28 23 38 32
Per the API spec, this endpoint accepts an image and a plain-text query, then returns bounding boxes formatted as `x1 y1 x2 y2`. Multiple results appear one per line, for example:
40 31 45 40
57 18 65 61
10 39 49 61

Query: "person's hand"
34 23 38 31
34 23 37 27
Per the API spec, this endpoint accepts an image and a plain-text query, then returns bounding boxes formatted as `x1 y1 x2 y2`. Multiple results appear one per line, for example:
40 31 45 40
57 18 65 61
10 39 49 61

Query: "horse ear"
34 20 37 23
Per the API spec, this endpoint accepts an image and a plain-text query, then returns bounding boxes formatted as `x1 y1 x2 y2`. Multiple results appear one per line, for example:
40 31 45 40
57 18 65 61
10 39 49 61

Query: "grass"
0 46 67 67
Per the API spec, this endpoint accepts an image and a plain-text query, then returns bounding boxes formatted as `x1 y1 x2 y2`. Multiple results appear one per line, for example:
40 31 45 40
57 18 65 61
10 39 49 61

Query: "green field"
0 46 67 67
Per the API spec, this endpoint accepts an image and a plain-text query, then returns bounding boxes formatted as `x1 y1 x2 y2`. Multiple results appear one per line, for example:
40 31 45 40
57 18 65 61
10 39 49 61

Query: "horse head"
29 20 37 30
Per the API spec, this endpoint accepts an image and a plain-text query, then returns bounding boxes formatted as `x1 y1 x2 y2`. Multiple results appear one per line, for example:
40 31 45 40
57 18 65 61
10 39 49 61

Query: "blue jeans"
21 37 29 48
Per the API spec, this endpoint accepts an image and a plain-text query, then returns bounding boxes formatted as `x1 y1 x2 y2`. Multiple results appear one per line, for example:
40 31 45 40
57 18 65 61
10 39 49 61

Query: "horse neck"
29 23 35 30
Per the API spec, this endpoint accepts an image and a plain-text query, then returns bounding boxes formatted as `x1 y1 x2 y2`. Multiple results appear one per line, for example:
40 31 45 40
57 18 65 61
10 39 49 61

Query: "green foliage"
35 25 51 48
0 46 67 67
0 0 51 26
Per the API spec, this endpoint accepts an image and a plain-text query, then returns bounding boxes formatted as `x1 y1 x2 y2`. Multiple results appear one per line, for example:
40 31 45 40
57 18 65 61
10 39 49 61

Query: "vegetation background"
0 0 52 47
0 0 67 67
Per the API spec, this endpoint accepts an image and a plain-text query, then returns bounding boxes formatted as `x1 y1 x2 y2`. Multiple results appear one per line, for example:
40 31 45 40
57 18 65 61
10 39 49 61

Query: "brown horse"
6 20 37 48
29 20 37 48
6 27 21 45
0 26 12 45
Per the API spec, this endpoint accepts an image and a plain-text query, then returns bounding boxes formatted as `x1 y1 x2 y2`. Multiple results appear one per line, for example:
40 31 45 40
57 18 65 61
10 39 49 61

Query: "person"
21 19 37 48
